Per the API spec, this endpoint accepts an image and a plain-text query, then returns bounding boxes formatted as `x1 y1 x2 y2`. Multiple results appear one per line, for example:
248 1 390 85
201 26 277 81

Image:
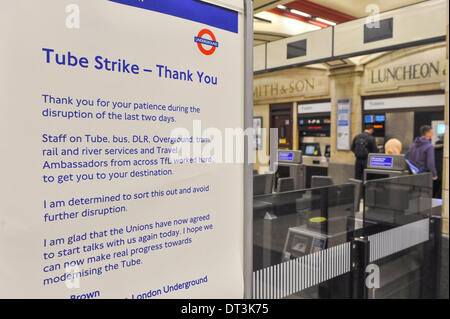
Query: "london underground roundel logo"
194 29 219 56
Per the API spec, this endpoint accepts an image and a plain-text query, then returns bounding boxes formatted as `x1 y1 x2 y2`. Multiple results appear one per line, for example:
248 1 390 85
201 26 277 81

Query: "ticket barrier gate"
275 150 306 192
362 173 438 299
364 154 410 181
301 137 331 188
252 173 441 299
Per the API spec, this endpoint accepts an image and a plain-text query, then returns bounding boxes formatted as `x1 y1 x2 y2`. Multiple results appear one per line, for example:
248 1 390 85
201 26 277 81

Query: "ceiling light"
290 9 311 18
315 17 336 26
277 5 287 10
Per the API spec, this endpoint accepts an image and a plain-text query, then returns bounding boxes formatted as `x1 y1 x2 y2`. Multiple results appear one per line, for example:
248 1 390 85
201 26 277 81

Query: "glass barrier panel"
362 173 440 299
253 183 357 299
364 173 433 232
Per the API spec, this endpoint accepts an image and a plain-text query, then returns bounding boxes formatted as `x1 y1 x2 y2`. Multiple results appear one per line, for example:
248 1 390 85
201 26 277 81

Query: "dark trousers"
433 179 442 199
355 158 367 181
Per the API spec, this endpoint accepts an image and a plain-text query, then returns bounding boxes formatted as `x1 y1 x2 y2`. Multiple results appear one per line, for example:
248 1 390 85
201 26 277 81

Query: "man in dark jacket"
408 125 438 180
351 124 379 180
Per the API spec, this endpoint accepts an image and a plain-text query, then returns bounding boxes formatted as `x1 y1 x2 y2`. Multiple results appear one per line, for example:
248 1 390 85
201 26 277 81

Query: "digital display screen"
370 156 393 168
305 146 316 155
365 115 374 123
437 124 446 135
375 115 386 122
287 39 307 59
279 151 294 162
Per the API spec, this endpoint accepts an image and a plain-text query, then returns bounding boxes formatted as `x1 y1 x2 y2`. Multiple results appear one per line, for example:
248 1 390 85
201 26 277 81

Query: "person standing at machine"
385 138 402 155
351 124 379 180
407 125 438 181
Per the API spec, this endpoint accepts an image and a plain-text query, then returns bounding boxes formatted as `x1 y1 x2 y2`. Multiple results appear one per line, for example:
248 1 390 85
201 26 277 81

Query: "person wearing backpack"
351 123 379 180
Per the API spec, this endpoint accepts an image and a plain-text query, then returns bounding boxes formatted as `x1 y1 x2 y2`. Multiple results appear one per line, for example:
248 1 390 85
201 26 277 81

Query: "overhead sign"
298 102 331 114
364 94 445 111
0 0 247 298
362 44 447 93
334 0 447 57
253 68 329 102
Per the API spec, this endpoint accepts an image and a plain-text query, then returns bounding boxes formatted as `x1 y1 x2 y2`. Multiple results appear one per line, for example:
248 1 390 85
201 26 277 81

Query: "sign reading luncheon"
42 48 219 85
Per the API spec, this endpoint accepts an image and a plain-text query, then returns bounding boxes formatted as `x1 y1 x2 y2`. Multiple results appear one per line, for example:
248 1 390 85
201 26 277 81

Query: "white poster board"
253 117 262 150
0 0 246 299
336 99 352 151
298 102 331 114
364 94 445 111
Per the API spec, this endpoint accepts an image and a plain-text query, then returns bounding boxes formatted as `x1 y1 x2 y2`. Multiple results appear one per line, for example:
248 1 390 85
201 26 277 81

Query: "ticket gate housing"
364 154 410 181
275 150 306 191
300 137 331 188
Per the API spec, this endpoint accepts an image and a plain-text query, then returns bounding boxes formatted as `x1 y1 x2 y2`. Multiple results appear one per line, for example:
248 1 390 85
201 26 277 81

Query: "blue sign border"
109 0 239 33
279 152 294 162
370 156 394 168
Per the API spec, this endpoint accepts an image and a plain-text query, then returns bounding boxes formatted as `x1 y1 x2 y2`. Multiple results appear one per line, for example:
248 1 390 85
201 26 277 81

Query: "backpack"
405 159 420 174
405 150 428 174
354 135 369 159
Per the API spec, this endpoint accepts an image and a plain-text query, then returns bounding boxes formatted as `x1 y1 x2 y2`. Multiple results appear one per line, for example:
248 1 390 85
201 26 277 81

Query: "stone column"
328 66 364 183
443 7 449 234
253 104 270 173
292 101 298 151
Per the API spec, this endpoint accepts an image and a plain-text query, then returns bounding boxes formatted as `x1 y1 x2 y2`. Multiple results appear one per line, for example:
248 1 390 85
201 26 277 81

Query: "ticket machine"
364 114 387 151
281 215 370 260
298 115 331 188
275 150 306 191
364 154 410 181
432 121 446 145
301 137 331 188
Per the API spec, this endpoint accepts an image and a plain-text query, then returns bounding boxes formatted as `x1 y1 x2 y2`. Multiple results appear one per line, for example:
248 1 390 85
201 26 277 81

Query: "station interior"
251 0 448 299
1 0 449 302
